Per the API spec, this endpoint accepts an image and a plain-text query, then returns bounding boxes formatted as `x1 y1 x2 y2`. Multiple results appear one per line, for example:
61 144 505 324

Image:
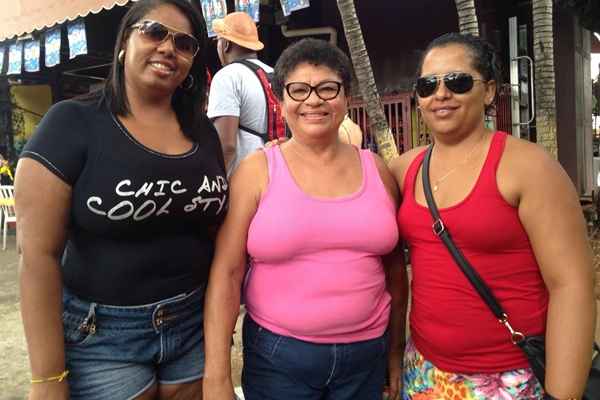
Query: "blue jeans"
242 315 388 400
62 286 205 400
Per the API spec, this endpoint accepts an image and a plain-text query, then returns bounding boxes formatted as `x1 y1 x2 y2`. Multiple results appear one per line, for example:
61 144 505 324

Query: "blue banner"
7 42 23 75
68 19 88 59
280 0 310 17
24 39 41 72
235 0 260 22
200 0 227 37
45 27 61 67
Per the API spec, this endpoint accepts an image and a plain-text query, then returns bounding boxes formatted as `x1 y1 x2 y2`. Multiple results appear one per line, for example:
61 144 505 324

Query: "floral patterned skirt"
402 339 544 399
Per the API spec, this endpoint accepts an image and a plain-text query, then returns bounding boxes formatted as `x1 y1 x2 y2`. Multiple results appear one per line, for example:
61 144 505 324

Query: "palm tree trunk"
532 0 558 158
336 0 398 163
0 79 13 161
454 0 479 36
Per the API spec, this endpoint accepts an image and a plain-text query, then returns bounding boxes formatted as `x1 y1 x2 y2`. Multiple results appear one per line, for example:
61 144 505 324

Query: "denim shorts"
62 286 205 400
242 315 388 400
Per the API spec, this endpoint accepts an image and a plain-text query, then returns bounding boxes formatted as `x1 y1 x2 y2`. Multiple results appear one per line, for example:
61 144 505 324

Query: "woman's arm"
374 154 408 400
203 151 268 400
503 139 596 398
16 158 72 400
384 243 408 400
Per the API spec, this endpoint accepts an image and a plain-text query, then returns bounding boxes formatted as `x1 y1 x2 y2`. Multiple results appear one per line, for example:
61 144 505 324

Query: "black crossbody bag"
420 144 600 399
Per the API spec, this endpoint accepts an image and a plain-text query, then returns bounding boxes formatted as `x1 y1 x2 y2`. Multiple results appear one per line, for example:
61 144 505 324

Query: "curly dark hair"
272 38 353 101
416 32 502 115
103 0 209 141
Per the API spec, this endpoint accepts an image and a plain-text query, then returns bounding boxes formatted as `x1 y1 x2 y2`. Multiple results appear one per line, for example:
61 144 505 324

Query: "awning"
0 0 132 41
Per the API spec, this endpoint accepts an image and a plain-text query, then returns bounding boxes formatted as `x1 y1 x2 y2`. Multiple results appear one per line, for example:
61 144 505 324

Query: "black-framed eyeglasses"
131 20 200 59
414 72 486 98
285 81 343 101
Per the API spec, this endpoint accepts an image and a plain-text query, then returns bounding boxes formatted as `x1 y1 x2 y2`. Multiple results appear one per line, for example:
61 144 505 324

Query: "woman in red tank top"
391 33 595 400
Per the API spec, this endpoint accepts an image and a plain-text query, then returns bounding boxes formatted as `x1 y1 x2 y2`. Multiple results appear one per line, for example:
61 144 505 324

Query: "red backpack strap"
232 60 286 141
253 68 286 141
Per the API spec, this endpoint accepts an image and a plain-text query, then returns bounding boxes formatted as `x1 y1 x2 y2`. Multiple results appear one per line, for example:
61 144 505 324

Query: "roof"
0 0 132 41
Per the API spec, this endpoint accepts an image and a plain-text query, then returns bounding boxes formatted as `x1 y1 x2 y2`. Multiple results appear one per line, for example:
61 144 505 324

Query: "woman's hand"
202 376 234 400
502 137 596 398
29 381 69 400
203 152 267 400
264 137 288 148
387 349 403 400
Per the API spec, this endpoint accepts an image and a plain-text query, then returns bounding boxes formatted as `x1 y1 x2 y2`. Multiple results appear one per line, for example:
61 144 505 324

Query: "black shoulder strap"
421 144 506 320
232 59 261 73
231 59 274 83
423 146 600 379
238 124 266 140
231 59 270 143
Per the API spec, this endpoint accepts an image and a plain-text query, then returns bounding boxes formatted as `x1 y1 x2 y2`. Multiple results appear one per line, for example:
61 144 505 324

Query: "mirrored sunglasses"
131 20 199 59
285 81 343 101
414 72 486 98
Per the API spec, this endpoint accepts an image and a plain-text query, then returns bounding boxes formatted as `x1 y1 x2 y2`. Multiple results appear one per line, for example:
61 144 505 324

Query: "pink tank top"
398 132 548 373
245 145 398 343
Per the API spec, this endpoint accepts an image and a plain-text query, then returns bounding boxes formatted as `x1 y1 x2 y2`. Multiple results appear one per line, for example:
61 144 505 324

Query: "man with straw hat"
207 11 272 175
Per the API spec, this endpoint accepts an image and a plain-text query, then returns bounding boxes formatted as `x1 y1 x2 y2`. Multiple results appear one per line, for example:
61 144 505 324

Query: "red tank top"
398 132 548 373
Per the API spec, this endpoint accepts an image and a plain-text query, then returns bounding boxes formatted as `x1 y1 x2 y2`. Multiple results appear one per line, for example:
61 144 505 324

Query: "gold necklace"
286 137 311 160
286 137 338 164
432 136 485 192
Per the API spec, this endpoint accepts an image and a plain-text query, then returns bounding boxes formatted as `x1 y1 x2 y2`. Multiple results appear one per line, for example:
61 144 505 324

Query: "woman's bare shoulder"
369 151 400 206
502 135 564 182
389 145 428 191
499 135 576 206
229 149 269 196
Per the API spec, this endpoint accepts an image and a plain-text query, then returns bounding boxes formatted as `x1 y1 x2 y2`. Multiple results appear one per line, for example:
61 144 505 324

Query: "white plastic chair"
0 185 16 250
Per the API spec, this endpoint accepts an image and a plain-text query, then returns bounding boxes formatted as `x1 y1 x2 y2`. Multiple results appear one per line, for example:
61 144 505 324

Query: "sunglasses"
285 81 343 102
414 72 486 97
131 20 199 59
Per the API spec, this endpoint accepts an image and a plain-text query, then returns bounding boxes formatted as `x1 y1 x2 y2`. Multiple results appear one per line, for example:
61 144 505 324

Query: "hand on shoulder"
264 137 289 148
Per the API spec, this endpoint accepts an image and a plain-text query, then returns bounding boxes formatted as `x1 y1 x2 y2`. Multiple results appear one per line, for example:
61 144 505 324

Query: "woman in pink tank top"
391 33 595 399
202 39 408 400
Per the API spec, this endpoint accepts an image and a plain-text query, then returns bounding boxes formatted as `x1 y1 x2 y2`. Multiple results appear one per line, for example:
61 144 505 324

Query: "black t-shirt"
22 97 228 305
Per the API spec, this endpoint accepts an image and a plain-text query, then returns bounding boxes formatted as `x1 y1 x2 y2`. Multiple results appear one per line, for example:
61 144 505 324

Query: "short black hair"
416 33 502 115
103 0 209 141
272 38 353 101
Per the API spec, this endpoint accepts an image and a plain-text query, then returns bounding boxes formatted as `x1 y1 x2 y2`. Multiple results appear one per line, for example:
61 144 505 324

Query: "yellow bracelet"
30 370 69 384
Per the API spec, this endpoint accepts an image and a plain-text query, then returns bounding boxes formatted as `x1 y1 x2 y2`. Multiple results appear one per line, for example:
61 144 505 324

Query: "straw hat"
212 12 264 51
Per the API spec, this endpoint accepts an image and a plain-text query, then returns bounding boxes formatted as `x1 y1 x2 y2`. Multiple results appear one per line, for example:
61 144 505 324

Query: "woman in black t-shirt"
15 1 226 399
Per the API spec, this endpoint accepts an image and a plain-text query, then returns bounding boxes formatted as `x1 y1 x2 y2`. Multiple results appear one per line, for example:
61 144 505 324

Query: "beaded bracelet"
30 370 69 384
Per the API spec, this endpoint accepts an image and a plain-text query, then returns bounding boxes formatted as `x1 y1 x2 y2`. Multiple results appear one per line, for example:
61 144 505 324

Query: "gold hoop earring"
118 50 125 64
